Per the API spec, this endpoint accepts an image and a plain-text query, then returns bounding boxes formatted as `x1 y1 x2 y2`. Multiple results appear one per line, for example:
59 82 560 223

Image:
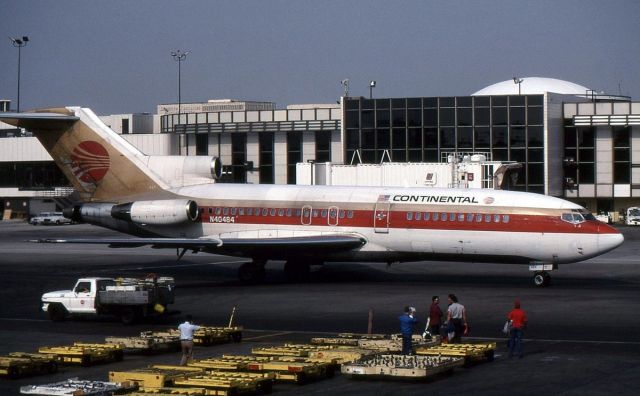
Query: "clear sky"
1 0 639 115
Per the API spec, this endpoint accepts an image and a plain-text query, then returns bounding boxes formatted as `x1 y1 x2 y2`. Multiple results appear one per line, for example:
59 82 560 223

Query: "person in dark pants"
446 294 467 344
399 306 418 355
507 299 527 358
178 315 200 365
428 295 443 338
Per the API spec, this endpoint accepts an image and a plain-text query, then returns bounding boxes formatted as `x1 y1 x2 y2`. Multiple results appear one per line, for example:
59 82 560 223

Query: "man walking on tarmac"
178 315 200 365
507 299 528 358
399 306 418 355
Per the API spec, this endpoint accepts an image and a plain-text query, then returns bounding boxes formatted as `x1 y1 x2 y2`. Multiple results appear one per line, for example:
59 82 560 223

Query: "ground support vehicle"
626 207 640 225
0 353 58 379
415 342 496 367
341 354 464 379
41 276 175 324
167 368 274 395
109 365 204 388
166 326 243 345
20 379 132 395
37 343 123 366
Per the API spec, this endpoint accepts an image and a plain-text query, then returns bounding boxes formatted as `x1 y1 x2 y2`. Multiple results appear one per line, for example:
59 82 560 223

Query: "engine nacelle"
111 199 199 225
145 156 222 187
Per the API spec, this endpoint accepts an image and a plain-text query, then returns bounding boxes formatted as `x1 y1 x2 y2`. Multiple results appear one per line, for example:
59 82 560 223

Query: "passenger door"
373 201 390 233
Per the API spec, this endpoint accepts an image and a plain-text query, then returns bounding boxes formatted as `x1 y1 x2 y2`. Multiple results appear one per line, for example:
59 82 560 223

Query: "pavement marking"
244 331 294 341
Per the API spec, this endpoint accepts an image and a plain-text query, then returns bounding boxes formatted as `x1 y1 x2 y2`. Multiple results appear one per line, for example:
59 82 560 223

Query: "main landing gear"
283 260 311 282
529 263 556 287
238 260 266 284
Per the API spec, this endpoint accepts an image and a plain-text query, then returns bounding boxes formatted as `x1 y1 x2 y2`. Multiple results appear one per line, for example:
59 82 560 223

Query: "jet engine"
145 156 222 187
111 199 199 225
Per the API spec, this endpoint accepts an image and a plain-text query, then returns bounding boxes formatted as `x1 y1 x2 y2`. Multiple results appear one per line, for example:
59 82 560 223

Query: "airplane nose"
597 228 624 254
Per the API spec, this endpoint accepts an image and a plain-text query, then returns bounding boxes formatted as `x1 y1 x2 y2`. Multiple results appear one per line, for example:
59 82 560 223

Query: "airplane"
0 107 624 287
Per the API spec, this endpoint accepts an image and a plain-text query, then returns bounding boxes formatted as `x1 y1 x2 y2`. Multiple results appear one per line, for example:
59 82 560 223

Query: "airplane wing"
33 234 367 258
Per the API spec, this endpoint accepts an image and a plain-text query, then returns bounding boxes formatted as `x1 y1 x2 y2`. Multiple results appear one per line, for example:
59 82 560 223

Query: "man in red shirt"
507 299 527 358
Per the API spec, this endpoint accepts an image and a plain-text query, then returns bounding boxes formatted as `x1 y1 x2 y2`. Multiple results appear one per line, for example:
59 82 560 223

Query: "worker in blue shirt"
399 306 418 355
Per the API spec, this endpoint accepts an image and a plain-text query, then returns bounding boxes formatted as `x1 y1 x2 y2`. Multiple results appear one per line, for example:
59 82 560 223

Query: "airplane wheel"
533 272 551 287
284 261 310 282
238 261 266 284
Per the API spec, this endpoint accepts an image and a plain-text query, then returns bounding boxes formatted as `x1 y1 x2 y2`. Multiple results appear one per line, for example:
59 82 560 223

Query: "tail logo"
70 141 110 184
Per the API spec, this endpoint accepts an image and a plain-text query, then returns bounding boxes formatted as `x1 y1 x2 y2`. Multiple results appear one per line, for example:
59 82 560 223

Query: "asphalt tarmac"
0 221 639 395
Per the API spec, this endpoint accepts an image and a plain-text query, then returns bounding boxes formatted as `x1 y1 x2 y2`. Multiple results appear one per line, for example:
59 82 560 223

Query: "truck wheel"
48 304 67 322
120 308 138 325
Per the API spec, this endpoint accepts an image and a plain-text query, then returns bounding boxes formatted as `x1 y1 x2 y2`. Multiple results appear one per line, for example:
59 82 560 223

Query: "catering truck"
41 276 175 324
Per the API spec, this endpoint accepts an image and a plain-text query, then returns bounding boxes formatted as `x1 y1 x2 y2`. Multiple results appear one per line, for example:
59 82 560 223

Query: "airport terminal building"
1 77 639 219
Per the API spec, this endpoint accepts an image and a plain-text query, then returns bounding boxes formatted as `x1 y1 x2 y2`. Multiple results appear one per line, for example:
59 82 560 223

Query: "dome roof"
472 77 590 96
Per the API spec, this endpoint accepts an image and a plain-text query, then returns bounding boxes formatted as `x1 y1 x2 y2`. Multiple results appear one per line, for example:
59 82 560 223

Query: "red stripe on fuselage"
198 205 615 234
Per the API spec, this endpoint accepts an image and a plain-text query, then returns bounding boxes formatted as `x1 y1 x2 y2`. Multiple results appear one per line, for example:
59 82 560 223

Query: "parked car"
30 212 73 225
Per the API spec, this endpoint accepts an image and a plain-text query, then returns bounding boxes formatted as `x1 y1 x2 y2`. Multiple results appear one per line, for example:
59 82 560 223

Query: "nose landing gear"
529 263 557 287
533 271 551 287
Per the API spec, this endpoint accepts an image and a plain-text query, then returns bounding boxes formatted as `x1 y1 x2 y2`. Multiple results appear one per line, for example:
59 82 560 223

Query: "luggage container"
109 365 204 388
415 342 496 366
0 353 58 379
38 343 123 366
20 378 132 396
341 354 464 380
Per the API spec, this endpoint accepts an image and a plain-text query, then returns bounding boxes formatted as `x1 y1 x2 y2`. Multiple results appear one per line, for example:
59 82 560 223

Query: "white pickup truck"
41 276 175 324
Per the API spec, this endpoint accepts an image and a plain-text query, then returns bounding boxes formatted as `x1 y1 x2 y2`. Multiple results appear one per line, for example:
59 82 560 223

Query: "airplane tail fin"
0 107 168 202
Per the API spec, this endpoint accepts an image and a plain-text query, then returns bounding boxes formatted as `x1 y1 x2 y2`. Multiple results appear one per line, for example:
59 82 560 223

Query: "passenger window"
415 212 421 221
433 213 439 221
296 209 302 217
208 207 213 214
424 212 430 221
278 208 284 216
494 214 500 223
458 214 465 222
215 207 222 215
286 208 292 217
312 210 319 218
339 210 345 218
223 207 229 215
450 213 456 221
476 214 482 222
262 208 269 216
441 213 447 222
503 214 510 223
467 214 474 222
231 208 237 215
321 209 328 218
270 208 276 216
247 208 253 215
407 212 413 221
239 208 245 216
485 214 492 222
347 210 354 219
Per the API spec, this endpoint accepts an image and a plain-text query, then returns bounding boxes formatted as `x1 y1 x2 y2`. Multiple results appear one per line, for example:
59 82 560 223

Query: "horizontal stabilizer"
0 112 79 129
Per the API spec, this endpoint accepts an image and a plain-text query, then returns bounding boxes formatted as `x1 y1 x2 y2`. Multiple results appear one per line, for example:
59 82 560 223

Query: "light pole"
513 77 523 95
341 79 349 97
369 80 376 99
171 50 190 117
10 36 29 112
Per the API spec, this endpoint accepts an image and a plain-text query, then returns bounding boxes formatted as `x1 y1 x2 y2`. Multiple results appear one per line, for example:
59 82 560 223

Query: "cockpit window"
562 211 585 224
